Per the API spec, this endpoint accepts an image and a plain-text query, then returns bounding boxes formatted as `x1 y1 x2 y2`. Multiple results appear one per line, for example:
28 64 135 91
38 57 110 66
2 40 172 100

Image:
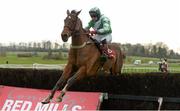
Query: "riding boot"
101 40 115 59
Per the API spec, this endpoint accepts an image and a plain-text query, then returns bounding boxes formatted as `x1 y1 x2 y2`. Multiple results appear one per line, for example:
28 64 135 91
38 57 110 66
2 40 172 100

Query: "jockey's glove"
90 30 97 35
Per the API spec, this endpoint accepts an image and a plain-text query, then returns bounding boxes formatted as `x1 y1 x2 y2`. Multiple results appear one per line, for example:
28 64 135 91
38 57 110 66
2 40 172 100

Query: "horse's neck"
71 29 89 45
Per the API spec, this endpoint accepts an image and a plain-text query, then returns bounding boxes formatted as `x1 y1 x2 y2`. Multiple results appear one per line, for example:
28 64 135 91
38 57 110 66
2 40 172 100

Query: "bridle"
63 12 94 49
63 13 80 37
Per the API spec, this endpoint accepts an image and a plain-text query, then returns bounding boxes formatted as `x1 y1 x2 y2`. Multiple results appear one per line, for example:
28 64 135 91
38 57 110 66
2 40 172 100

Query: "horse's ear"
76 10 82 16
67 10 70 15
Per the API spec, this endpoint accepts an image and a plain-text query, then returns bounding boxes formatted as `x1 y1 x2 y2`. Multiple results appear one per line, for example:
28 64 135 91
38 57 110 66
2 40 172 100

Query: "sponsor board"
0 86 103 111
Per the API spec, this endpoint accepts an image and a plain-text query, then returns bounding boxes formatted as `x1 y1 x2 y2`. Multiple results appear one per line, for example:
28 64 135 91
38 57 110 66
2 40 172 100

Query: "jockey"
85 7 114 59
162 58 168 69
160 58 168 72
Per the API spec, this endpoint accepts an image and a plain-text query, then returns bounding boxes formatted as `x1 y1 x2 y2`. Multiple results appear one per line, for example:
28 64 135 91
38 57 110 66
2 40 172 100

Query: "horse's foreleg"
41 64 72 104
56 66 86 102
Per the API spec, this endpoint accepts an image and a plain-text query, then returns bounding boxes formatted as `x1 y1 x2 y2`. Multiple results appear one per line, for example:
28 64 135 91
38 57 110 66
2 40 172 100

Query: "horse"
159 62 168 73
42 10 124 104
159 61 168 78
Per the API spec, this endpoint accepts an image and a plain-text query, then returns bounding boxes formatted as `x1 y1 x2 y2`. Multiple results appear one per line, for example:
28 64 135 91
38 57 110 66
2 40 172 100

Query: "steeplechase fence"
1 68 180 110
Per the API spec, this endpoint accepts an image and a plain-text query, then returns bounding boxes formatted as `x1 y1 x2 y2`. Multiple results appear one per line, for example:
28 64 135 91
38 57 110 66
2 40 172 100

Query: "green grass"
125 56 160 64
122 63 180 73
123 56 180 73
0 52 67 64
1 52 180 73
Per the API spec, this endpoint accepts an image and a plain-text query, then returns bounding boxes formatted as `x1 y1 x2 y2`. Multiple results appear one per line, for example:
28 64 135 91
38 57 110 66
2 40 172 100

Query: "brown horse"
42 10 124 104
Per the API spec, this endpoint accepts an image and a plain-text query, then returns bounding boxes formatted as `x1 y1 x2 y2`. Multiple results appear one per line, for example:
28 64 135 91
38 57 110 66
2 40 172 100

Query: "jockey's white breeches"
92 33 112 43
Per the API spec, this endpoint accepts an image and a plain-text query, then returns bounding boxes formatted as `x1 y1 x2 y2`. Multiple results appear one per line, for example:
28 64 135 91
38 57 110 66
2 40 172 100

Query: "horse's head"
61 10 82 42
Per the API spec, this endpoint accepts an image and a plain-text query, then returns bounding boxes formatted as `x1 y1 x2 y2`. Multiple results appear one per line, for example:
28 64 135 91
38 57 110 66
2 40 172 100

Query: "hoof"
56 97 63 102
41 98 51 104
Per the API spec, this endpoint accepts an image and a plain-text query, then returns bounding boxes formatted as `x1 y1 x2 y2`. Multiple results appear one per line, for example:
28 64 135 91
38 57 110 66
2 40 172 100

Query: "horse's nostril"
61 33 69 42
61 33 68 38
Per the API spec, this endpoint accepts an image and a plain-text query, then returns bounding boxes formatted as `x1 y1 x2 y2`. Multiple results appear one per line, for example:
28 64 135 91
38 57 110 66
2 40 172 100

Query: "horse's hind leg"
41 64 72 104
56 66 86 102
102 59 113 75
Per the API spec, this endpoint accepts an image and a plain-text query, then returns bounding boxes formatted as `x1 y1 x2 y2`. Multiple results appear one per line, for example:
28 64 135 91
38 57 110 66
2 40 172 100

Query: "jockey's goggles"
90 13 97 18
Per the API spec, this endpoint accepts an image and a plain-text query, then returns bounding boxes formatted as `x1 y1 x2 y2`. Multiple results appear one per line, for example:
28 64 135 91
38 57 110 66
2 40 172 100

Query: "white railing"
0 64 180 73
32 63 65 69
0 64 65 70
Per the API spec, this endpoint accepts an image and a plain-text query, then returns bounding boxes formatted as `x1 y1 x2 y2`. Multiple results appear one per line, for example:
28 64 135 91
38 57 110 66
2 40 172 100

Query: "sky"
0 0 179 52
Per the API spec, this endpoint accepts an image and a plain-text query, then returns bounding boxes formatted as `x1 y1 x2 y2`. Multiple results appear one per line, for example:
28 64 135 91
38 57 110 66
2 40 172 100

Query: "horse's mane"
77 17 89 34
76 17 91 39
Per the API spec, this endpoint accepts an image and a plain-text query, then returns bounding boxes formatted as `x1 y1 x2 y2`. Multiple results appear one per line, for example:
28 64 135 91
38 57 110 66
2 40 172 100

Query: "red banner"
0 86 103 111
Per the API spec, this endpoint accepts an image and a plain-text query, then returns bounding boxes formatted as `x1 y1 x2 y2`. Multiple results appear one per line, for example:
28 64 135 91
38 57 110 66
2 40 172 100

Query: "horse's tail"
122 51 126 63
115 49 121 74
111 43 124 74
118 48 125 74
